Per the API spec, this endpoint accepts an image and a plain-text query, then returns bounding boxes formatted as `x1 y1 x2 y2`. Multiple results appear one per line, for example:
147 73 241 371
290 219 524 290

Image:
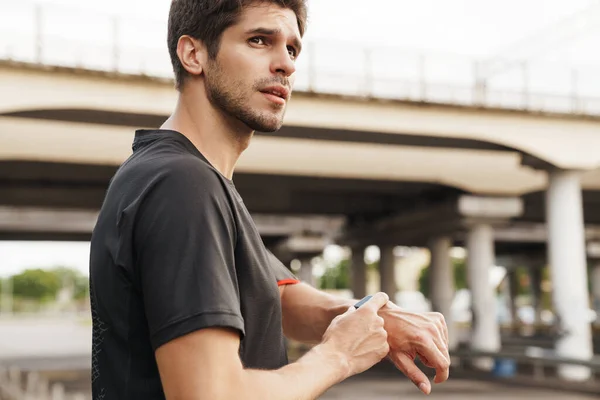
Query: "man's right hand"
320 292 390 378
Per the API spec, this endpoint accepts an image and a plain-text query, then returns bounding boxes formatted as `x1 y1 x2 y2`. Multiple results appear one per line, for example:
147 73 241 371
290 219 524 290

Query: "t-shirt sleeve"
266 250 300 286
132 162 244 351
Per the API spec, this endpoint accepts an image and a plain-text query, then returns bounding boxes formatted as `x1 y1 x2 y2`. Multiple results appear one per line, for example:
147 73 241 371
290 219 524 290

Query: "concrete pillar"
351 246 367 299
546 169 593 381
466 223 500 370
428 236 458 350
297 259 315 287
592 264 600 327
529 266 543 327
498 275 511 325
379 245 397 301
507 270 519 329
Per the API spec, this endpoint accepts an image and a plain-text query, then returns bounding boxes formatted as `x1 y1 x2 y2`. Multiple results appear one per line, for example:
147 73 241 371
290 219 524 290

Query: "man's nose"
271 47 296 77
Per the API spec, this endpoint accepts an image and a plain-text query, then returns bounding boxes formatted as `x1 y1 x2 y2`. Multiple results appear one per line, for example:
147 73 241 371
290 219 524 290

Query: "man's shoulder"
117 146 226 196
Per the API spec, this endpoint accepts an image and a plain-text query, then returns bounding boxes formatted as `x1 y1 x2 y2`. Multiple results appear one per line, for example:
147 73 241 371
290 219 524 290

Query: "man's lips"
259 85 289 100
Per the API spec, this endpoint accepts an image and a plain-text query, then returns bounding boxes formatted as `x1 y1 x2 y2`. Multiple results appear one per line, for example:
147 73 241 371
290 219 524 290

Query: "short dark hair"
167 0 308 91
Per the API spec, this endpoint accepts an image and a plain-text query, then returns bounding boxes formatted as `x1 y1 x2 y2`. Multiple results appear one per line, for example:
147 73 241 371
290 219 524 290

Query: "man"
89 0 451 399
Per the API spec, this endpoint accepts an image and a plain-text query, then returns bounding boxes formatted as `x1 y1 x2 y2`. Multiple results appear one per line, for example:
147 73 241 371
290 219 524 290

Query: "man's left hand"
378 303 451 395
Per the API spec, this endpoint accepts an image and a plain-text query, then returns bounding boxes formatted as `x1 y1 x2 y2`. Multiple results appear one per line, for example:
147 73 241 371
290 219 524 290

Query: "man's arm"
155 293 391 400
280 282 451 395
280 282 355 344
156 327 344 400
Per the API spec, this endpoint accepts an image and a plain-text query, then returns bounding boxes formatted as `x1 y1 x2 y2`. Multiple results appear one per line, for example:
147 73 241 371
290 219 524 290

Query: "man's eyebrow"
245 27 303 53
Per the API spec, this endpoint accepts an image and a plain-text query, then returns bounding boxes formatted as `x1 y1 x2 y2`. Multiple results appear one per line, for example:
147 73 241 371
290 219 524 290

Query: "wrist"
311 341 351 383
377 301 401 333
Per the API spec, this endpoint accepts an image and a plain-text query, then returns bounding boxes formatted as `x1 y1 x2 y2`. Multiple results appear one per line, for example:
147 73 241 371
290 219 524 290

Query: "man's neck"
161 89 253 180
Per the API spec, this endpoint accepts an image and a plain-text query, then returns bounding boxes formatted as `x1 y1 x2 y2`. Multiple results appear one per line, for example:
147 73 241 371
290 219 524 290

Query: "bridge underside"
1 80 600 260
0 160 459 242
3 160 600 261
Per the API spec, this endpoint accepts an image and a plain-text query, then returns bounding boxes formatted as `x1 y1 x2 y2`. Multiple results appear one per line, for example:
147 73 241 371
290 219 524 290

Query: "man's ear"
177 35 207 77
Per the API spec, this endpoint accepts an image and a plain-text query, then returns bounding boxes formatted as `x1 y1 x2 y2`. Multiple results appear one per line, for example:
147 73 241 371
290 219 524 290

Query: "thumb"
337 306 355 319
343 305 355 315
362 292 389 312
331 306 354 325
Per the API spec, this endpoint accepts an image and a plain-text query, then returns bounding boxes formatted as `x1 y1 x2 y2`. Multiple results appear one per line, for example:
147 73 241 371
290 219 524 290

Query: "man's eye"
249 37 266 45
287 46 297 59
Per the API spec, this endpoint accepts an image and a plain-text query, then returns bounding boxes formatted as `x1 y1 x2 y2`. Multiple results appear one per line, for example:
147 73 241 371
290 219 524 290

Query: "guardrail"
1 0 600 117
0 367 88 400
1 348 599 398
289 337 600 382
451 348 600 381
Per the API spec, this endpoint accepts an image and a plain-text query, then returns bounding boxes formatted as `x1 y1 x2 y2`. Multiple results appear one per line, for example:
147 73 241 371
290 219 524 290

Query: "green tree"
73 274 89 300
11 269 61 301
419 257 467 298
318 259 350 290
50 267 79 286
48 267 89 300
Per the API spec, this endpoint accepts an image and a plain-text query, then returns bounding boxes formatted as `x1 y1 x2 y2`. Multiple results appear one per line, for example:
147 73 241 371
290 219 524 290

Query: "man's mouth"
260 85 289 103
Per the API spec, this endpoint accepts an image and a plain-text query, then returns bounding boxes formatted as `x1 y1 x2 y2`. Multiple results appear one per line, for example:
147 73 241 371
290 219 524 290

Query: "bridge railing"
1 0 600 117
0 348 599 398
451 348 600 382
0 367 88 400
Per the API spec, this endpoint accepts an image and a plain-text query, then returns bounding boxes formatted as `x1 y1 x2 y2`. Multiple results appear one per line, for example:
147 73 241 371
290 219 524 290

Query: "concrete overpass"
4 61 600 227
5 63 600 266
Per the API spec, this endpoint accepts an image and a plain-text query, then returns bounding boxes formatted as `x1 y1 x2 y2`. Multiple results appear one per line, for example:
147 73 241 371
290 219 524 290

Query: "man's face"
203 3 302 133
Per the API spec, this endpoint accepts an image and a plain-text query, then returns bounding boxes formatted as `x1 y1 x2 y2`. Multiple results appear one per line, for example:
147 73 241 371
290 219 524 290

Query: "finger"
434 313 449 348
389 351 431 395
360 292 389 312
441 318 449 348
439 326 450 364
431 321 451 364
416 340 450 384
423 317 450 365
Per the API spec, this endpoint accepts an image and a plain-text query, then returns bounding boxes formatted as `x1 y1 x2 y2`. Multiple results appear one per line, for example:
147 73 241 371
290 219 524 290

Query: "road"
1 316 598 399
321 374 599 399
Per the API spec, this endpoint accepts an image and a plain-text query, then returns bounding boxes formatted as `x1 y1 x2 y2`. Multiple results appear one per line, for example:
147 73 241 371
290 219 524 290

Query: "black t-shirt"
89 129 299 399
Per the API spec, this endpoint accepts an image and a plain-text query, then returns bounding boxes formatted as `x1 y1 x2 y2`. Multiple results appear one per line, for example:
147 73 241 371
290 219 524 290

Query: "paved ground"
0 315 91 360
1 317 598 399
321 375 599 399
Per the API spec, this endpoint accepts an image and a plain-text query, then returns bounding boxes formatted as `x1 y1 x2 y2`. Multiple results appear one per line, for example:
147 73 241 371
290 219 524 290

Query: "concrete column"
508 270 519 329
466 223 500 370
592 264 600 327
428 236 458 350
351 246 367 299
297 259 315 287
529 266 543 327
546 169 593 381
379 245 397 301
498 275 511 325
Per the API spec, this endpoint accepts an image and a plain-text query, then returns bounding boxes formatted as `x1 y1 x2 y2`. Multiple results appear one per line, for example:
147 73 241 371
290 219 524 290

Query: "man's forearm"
281 282 356 343
242 343 347 400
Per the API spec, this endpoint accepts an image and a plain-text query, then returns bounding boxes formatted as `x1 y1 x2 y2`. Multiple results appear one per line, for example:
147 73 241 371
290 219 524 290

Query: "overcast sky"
20 0 599 58
0 0 599 278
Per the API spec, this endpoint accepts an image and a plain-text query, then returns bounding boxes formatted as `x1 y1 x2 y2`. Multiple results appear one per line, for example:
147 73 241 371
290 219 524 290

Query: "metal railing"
446 349 600 395
451 348 600 384
1 0 600 117
1 348 599 398
0 366 88 400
